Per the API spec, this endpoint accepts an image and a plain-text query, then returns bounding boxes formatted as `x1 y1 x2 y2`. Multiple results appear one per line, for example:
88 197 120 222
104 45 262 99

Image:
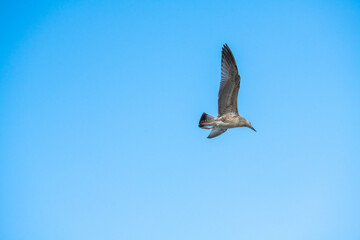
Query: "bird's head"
246 120 256 132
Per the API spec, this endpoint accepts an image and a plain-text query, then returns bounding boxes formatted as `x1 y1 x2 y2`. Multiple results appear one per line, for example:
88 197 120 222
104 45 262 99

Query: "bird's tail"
199 112 215 128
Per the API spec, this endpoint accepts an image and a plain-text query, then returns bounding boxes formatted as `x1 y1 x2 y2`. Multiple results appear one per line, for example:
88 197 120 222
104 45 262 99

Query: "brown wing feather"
218 44 241 116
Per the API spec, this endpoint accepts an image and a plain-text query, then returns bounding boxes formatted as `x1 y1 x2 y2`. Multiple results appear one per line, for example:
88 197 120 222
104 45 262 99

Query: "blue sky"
1 0 360 239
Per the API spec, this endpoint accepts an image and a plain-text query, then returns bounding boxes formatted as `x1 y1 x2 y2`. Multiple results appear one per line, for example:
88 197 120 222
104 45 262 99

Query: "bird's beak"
250 126 256 132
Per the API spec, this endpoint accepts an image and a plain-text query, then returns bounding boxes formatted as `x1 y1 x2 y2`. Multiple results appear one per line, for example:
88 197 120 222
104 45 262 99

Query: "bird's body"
199 44 256 138
215 114 248 129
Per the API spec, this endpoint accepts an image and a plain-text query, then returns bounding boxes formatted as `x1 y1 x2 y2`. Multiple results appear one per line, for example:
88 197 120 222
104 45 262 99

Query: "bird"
199 43 256 138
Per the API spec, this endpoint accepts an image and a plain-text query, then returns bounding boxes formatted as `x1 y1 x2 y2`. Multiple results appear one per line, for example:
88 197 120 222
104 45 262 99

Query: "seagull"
199 44 256 138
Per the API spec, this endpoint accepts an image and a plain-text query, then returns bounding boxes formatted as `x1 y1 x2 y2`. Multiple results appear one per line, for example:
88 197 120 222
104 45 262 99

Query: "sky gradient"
1 0 360 239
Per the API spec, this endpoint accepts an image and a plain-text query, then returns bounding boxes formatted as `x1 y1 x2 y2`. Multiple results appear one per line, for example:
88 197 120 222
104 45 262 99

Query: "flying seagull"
199 44 256 138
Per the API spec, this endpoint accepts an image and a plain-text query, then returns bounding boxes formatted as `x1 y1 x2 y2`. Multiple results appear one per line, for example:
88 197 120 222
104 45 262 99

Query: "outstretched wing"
218 44 241 116
207 127 227 138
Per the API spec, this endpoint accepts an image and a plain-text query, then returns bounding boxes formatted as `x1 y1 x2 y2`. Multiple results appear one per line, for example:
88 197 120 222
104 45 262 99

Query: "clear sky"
1 0 360 239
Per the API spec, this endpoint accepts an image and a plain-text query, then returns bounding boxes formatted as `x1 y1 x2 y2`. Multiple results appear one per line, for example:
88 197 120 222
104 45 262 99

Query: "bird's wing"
218 44 241 116
207 127 227 138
